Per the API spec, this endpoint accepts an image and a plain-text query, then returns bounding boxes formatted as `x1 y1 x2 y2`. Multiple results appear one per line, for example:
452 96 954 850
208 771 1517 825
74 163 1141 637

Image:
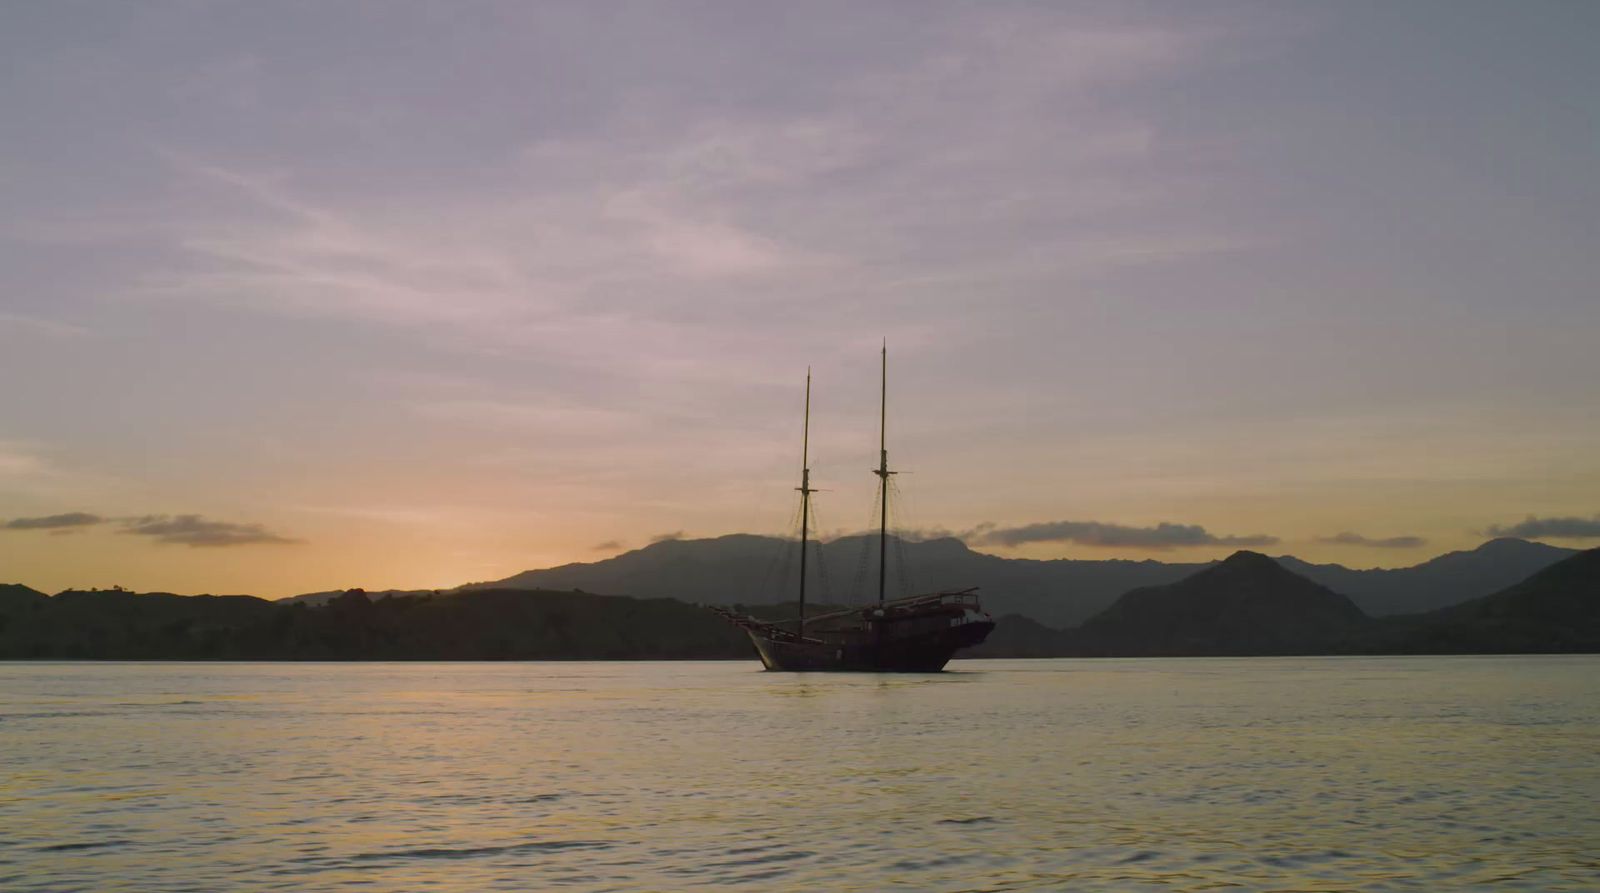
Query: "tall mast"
873 341 894 607
796 369 814 633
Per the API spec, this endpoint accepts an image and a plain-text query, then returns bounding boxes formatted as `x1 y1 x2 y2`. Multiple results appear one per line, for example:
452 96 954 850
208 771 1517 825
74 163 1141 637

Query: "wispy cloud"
973 520 1278 550
592 539 625 551
1486 515 1600 539
0 442 128 503
0 442 52 480
126 5 1242 386
119 514 301 547
290 504 451 526
3 506 304 547
649 530 685 544
0 312 92 338
411 399 642 437
1316 531 1427 549
3 512 105 530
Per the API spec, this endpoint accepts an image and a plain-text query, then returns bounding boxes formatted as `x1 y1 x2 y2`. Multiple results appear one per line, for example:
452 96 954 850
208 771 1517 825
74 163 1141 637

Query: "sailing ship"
713 345 995 671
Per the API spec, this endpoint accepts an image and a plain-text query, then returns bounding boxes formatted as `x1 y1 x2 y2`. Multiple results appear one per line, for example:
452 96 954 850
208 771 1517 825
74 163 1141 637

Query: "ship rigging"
713 344 995 671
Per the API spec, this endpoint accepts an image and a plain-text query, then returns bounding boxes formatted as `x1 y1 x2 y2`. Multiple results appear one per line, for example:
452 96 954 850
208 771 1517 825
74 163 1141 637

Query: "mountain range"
970 545 1600 658
1070 551 1370 656
458 535 1576 627
0 587 750 660
2 544 1595 659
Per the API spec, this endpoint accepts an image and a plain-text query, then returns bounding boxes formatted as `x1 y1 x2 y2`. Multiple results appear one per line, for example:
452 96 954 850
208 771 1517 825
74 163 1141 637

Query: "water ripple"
350 840 613 861
3 657 1597 892
35 841 130 853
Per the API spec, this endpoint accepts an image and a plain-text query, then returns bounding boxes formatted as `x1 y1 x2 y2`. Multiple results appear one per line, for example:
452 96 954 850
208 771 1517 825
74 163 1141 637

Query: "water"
3 657 1597 892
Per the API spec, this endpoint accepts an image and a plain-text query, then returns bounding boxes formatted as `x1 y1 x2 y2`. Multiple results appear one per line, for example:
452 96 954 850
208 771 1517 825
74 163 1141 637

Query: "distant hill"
975 547 1600 657
0 589 279 658
459 535 1574 627
276 589 440 607
0 583 49 637
460 534 1208 628
1070 551 1370 656
1279 538 1577 616
4 548 1598 659
965 614 1073 659
1375 547 1600 653
0 587 749 660
0 582 47 607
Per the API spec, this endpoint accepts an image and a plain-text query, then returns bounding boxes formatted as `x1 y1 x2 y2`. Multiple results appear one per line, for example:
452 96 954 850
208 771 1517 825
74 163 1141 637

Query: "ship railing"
711 588 982 633
883 588 981 610
796 588 983 625
707 606 828 645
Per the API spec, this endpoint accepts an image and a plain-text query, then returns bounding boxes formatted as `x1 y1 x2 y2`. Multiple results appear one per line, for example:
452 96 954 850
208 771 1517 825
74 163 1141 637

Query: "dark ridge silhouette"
0 587 748 660
0 583 49 637
970 547 1600 658
1069 551 1370 656
964 614 1072 659
458 533 1209 627
1277 537 1577 615
275 588 438 607
1 590 280 659
3 546 1593 660
1362 547 1600 653
0 582 47 605
454 534 1573 627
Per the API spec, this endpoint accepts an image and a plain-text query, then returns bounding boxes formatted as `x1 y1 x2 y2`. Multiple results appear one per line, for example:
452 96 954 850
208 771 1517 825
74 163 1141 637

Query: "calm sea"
3 657 1597 891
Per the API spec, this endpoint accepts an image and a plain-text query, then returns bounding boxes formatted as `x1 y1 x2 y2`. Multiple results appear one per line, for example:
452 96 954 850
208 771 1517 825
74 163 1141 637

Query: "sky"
2 1 1597 597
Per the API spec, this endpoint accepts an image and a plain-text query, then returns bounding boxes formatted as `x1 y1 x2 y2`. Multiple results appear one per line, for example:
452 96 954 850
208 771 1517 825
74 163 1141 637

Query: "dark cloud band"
3 512 105 530
973 520 1277 550
119 514 301 547
1486 515 1600 539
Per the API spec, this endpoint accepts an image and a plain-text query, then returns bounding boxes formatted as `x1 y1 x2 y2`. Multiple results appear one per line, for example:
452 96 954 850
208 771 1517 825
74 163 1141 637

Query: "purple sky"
2 1 1597 595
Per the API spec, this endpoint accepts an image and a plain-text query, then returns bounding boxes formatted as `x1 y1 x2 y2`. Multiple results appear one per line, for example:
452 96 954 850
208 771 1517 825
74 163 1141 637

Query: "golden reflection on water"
2 657 1599 891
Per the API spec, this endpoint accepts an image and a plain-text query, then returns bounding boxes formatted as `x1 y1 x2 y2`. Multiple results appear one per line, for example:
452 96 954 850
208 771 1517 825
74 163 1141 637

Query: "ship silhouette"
714 344 995 671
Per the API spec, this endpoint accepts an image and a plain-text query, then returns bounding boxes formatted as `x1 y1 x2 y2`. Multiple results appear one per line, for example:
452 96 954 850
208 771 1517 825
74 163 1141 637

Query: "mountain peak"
1476 537 1559 554
1203 550 1297 581
1417 537 1577 572
1077 550 1368 655
0 583 48 610
1472 537 1536 553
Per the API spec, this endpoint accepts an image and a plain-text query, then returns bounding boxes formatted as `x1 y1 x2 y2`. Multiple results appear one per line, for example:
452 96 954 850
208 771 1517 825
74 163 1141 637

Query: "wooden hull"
740 610 994 672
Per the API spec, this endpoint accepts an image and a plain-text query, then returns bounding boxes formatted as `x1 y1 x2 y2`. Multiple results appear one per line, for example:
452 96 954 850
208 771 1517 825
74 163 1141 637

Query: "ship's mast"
873 341 894 607
796 369 814 633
